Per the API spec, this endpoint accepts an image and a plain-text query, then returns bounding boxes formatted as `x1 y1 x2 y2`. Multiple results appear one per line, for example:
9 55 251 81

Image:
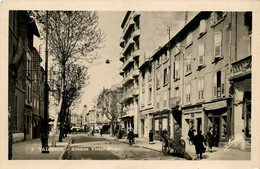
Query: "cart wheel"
162 142 168 155
183 152 192 160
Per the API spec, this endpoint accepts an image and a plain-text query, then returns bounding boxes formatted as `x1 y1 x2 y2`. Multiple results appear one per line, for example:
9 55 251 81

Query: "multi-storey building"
119 11 195 137
9 11 40 142
32 48 44 139
150 11 251 150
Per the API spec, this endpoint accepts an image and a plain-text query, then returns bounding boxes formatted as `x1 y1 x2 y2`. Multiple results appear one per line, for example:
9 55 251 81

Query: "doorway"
213 117 220 147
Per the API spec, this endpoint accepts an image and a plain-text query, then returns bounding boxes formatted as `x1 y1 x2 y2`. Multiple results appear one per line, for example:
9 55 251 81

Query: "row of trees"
34 11 105 142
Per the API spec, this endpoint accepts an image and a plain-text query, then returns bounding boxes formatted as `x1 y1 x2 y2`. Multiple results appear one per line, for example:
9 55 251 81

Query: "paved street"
68 134 184 160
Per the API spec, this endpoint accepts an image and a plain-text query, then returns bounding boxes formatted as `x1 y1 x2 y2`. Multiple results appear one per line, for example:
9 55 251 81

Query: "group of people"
188 127 215 160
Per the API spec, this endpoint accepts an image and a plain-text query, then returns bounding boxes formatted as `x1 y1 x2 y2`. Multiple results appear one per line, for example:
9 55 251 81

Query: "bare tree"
34 11 105 142
96 85 123 136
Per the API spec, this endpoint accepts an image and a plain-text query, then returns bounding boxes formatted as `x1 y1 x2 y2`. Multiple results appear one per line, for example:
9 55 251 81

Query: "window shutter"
213 72 217 97
221 69 226 96
198 44 204 66
210 12 215 26
175 61 179 78
198 79 201 100
214 32 222 58
199 20 206 34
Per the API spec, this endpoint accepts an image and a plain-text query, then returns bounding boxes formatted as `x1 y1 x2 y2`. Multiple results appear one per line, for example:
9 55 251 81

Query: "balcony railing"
230 55 252 81
122 17 135 39
122 37 134 56
169 97 181 108
122 73 134 86
132 68 139 78
132 87 139 97
122 55 134 71
132 48 140 60
133 11 140 22
132 28 140 41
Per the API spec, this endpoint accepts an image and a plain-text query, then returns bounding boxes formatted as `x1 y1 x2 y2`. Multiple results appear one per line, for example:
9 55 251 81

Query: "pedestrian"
128 128 135 146
188 126 195 145
193 130 207 160
100 128 103 137
206 127 214 152
92 129 94 136
149 130 154 143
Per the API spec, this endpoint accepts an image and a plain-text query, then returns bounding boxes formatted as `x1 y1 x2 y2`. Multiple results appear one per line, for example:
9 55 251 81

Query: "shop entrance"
213 117 220 147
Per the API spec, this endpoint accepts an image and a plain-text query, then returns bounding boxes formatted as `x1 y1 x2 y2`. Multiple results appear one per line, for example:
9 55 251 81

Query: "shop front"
140 108 153 139
182 104 205 143
32 114 41 139
203 98 232 147
153 109 170 141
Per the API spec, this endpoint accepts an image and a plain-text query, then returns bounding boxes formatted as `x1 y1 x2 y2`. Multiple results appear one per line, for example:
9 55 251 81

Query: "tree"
96 85 123 136
34 11 105 142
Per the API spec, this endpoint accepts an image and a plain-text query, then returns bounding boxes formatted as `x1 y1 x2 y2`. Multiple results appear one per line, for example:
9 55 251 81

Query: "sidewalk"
102 134 251 160
12 134 72 160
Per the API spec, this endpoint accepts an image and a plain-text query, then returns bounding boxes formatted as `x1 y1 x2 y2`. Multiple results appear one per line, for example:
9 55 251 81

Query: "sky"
34 11 125 116
34 11 197 117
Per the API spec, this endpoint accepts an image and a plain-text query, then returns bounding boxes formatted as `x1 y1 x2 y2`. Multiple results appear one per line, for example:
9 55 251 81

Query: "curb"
58 137 73 160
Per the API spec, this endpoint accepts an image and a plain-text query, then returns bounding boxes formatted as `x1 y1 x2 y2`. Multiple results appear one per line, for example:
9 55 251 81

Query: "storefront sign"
182 106 203 114
203 100 227 111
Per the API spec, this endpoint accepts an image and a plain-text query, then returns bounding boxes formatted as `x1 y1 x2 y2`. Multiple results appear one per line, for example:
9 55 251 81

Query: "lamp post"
42 10 49 153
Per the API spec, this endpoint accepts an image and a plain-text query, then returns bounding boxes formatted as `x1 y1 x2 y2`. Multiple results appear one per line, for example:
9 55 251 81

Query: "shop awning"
203 100 227 111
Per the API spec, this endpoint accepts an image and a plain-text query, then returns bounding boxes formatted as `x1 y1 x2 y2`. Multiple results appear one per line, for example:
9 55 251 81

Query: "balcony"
230 55 252 81
124 89 134 101
132 49 140 60
119 67 124 76
122 55 134 71
119 37 125 48
132 87 139 97
122 37 134 56
122 73 134 86
133 11 140 22
122 106 135 117
119 52 124 62
122 18 135 39
132 68 139 78
169 97 181 108
132 28 140 41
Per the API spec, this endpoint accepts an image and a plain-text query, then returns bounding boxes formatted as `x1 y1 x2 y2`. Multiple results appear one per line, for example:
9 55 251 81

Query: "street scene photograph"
6 9 254 163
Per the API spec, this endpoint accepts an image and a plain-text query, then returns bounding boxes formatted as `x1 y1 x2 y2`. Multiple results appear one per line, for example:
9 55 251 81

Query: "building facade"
119 11 195 137
149 11 251 150
9 11 41 142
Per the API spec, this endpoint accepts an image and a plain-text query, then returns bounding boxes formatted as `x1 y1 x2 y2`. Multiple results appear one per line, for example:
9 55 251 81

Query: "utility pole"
167 26 172 138
42 10 49 153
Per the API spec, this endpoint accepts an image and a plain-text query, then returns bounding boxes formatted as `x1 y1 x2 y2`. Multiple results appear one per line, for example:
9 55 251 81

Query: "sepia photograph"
0 1 259 169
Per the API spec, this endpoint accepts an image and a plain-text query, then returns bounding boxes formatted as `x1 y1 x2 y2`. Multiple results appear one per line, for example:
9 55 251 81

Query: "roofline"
152 12 211 60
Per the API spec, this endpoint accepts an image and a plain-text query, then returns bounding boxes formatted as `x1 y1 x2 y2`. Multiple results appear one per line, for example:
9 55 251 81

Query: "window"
163 91 167 108
185 84 191 103
148 88 152 104
27 58 31 77
134 40 139 50
186 33 193 47
142 71 145 86
156 94 160 109
156 72 160 89
214 32 222 58
198 78 204 100
210 12 226 27
213 70 225 98
148 67 152 81
199 19 206 35
174 60 179 79
142 91 145 107
186 53 192 73
163 68 168 85
198 44 205 66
